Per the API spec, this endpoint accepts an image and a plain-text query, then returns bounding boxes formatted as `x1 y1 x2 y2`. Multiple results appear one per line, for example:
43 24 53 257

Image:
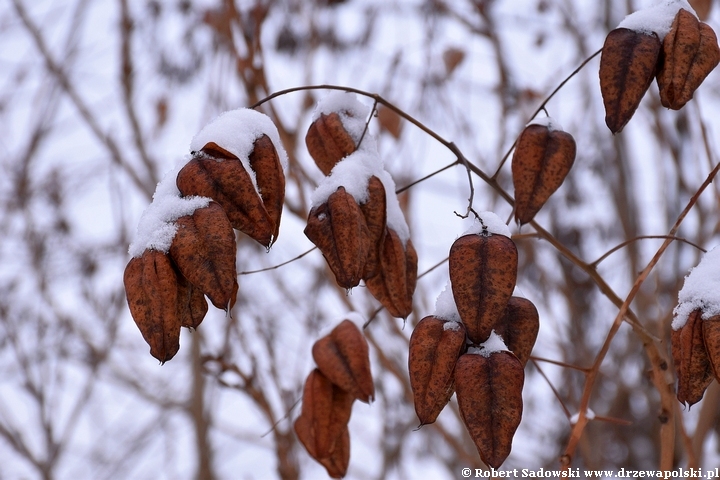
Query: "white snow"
309 148 411 245
190 108 289 194
443 321 462 332
311 150 378 206
527 116 563 132
128 157 211 258
468 330 509 357
312 91 372 146
672 245 720 330
461 211 512 238
377 169 410 244
434 282 462 323
618 1 696 41
570 408 596 424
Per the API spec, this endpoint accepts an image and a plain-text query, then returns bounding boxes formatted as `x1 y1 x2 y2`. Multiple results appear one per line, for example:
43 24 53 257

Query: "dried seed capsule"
358 176 387 280
176 141 276 248
305 112 357 175
671 309 714 406
455 350 524 469
169 202 238 310
123 250 184 363
408 316 466 425
657 9 720 109
511 123 576 225
449 233 518 345
600 28 661 133
248 134 286 244
294 369 354 460
492 297 540 366
312 319 374 403
304 187 371 289
364 229 417 319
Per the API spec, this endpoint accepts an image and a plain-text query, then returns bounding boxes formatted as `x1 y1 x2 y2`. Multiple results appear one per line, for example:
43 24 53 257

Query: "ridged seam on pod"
599 28 661 133
511 123 576 225
449 232 518 345
364 229 417 319
408 316 467 425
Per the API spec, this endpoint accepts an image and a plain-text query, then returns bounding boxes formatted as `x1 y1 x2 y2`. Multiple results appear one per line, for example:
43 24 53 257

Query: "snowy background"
1 0 720 478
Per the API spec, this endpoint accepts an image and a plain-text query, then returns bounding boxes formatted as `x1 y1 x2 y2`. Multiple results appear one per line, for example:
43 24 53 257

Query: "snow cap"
673 245 720 330
313 91 372 147
434 281 461 323
527 116 563 132
461 211 512 238
190 108 288 170
618 0 696 41
310 150 411 245
468 330 509 357
128 158 211 258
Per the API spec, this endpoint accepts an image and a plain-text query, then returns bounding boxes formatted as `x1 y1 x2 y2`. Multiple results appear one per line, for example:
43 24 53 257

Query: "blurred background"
1 0 720 478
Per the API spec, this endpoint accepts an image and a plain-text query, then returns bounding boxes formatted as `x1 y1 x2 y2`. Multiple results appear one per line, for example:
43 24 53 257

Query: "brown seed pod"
304 187 371 289
599 28 661 133
169 202 238 310
318 427 350 479
511 124 576 225
408 316 467 425
657 9 720 110
671 309 714 406
449 233 518 345
364 230 417 319
703 315 720 385
455 351 525 469
294 369 354 460
305 112 357 175
492 297 540 367
176 272 209 330
248 134 286 244
358 176 387 280
312 319 374 403
123 250 184 363
296 412 351 480
176 142 276 247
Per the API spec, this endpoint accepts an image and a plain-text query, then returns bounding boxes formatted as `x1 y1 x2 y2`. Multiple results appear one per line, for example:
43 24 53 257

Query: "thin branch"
11 0 156 197
396 161 458 194
491 48 603 179
590 235 706 267
562 153 720 464
238 247 317 276
531 358 572 419
530 355 590 373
